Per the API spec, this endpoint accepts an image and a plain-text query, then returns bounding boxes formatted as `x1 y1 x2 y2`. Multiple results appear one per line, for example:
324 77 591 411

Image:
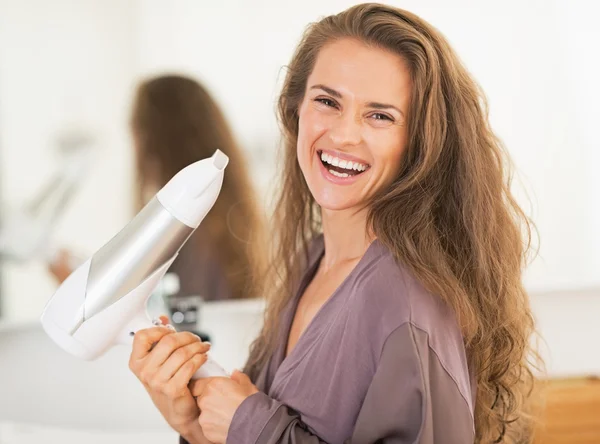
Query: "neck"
320 206 374 271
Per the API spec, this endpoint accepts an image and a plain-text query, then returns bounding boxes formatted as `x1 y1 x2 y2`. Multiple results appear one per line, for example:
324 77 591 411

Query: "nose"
328 111 362 148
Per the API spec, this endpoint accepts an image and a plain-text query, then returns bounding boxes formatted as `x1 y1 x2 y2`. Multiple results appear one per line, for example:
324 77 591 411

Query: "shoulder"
351 239 454 336
349 240 473 404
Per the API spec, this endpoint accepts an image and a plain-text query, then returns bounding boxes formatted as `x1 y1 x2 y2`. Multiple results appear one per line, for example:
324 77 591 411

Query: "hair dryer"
40 150 229 379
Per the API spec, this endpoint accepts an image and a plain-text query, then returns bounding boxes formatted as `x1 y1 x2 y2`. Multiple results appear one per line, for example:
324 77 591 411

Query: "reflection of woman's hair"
246 4 541 442
131 74 266 299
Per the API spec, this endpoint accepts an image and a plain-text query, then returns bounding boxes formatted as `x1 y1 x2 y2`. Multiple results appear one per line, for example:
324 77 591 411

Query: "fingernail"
166 324 176 331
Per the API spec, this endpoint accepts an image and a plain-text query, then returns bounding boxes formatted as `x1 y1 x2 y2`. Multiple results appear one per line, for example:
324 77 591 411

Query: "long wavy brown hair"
131 74 266 299
246 4 542 442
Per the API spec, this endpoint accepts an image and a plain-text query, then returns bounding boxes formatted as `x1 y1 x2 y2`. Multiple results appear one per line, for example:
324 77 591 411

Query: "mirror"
0 0 598 327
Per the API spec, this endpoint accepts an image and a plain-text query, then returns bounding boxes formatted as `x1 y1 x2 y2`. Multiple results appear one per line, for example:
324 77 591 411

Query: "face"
297 38 411 212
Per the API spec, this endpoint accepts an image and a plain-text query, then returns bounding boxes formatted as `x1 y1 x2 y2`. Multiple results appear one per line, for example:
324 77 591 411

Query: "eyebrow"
311 84 343 99
310 84 404 118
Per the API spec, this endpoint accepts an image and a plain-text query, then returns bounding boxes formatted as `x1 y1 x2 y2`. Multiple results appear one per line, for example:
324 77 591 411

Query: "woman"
50 74 266 302
129 4 540 443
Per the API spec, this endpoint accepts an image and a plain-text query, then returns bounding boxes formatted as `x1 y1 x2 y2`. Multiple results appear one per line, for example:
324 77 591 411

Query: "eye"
314 97 339 109
369 112 394 122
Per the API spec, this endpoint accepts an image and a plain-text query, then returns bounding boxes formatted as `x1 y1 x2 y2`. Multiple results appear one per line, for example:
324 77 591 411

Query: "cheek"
297 107 327 166
298 106 329 150
389 140 406 172
372 130 407 178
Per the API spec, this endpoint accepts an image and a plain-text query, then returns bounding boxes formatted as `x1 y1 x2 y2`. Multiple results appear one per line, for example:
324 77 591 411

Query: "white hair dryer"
40 150 229 378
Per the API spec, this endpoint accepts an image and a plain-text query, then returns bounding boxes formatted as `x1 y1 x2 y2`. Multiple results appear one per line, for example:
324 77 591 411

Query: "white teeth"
320 152 368 172
329 169 349 178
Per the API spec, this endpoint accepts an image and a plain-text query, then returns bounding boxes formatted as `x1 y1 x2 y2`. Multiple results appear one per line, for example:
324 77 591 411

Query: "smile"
318 150 370 178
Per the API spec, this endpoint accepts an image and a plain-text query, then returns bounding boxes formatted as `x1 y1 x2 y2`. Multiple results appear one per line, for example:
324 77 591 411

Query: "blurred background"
0 0 598 443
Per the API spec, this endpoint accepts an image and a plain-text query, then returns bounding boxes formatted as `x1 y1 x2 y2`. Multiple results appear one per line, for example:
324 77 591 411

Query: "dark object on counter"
165 294 211 343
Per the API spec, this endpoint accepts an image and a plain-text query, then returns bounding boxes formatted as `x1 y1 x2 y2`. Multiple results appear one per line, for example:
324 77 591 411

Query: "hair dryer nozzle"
212 149 229 171
157 149 228 227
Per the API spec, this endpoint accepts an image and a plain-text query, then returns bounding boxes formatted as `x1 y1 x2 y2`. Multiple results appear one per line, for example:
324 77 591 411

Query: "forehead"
308 38 411 103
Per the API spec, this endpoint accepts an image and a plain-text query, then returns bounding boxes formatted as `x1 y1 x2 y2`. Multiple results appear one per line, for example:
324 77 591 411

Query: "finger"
131 327 174 360
169 353 209 391
159 315 170 325
155 341 211 382
189 377 216 397
230 370 252 387
144 331 202 369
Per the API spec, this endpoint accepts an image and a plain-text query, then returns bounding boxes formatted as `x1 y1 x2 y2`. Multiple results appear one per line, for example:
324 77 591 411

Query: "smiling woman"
131 4 541 444
297 39 410 211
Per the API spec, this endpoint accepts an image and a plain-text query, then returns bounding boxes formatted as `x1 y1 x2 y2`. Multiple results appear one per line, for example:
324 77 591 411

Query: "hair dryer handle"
119 311 229 378
192 357 229 379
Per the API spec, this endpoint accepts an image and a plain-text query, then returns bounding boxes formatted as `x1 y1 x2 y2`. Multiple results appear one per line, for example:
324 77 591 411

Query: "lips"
316 150 370 184
318 150 370 178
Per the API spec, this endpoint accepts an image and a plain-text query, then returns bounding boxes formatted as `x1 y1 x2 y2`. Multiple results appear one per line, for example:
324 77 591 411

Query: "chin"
312 190 364 213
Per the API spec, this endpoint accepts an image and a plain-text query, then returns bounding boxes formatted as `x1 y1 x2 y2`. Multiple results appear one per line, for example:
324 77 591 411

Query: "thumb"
231 370 252 387
189 377 212 397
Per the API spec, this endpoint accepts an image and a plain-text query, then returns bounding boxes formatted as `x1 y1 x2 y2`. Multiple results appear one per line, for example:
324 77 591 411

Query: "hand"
48 248 76 284
129 325 211 437
190 371 259 444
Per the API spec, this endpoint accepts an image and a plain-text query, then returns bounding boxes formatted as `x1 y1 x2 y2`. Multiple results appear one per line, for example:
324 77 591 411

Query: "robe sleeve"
350 323 475 444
